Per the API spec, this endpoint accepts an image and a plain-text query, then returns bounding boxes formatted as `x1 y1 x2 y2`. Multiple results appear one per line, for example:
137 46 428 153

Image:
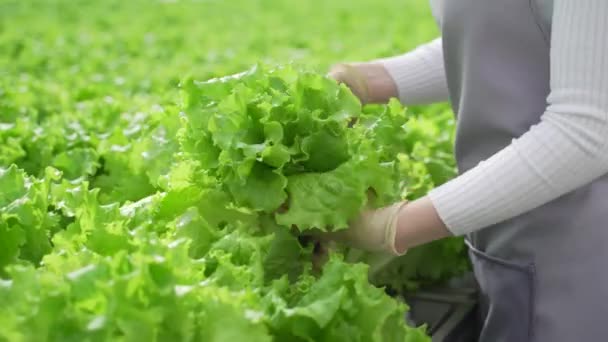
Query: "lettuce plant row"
0 1 469 341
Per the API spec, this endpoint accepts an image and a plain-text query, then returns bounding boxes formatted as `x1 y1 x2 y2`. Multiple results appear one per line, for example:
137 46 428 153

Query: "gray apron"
430 0 608 341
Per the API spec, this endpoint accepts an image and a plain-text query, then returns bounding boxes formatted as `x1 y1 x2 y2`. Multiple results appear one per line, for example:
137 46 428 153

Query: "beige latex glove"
328 63 398 105
324 201 409 256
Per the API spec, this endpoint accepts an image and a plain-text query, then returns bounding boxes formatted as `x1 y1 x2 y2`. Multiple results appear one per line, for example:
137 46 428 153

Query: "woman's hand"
318 196 453 256
392 196 453 251
328 63 398 104
325 201 409 256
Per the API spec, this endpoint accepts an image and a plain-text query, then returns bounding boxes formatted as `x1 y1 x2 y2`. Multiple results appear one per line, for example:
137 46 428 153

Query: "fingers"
328 63 370 104
327 63 347 80
328 63 356 81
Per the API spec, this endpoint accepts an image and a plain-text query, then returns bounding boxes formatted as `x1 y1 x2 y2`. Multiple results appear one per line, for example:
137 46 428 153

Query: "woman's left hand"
317 196 453 256
318 201 409 256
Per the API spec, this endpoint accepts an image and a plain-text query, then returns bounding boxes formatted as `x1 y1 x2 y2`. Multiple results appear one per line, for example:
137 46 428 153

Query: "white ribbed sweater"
379 0 608 236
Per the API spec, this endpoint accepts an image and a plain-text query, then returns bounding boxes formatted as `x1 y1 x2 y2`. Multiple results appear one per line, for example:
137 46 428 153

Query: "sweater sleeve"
428 0 608 236
376 38 449 105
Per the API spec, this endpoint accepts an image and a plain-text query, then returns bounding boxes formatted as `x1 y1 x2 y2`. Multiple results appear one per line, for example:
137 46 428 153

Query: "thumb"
328 63 370 104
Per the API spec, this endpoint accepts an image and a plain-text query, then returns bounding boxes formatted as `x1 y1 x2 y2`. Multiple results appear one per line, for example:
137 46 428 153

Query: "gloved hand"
328 62 398 104
322 201 409 256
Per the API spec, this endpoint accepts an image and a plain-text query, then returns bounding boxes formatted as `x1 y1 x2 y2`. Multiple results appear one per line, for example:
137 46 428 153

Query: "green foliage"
0 0 468 340
0 178 430 341
181 65 403 229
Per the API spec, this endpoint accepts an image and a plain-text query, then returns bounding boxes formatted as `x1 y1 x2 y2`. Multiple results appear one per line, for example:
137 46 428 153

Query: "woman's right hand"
328 62 398 105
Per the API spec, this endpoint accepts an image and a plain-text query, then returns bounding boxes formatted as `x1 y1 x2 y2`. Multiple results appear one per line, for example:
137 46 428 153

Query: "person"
322 0 608 341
